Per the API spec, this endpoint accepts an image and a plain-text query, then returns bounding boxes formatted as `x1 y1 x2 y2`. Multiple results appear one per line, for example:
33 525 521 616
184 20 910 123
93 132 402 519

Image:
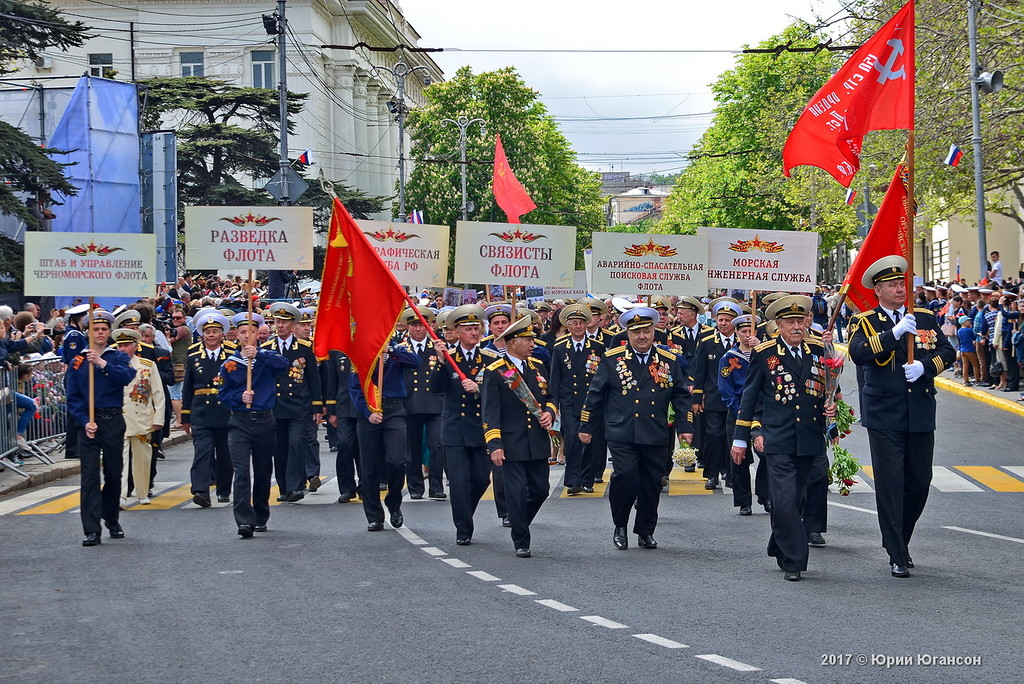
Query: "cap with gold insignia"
649 295 672 311
401 306 436 326
732 314 760 330
533 301 553 312
861 255 908 289
113 309 142 328
760 292 787 306
298 307 315 323
448 304 486 327
201 313 230 334
766 294 810 320
112 328 141 344
558 303 593 326
580 297 609 316
618 306 660 330
88 309 115 327
711 299 742 318
496 315 537 342
675 295 705 315
516 308 540 327
483 303 514 322
436 307 456 329
233 312 265 328
269 302 302 321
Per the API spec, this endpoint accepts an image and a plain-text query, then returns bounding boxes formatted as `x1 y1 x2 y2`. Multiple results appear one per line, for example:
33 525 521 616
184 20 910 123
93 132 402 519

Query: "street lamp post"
374 61 431 222
441 115 486 220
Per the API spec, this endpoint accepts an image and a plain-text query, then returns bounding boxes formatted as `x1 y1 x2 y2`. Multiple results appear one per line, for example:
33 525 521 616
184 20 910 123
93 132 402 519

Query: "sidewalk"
0 428 191 498
934 372 1024 417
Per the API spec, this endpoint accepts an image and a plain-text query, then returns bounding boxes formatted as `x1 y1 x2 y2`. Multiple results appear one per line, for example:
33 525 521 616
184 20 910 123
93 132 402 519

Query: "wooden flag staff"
905 129 916 364
87 296 95 431
245 269 254 408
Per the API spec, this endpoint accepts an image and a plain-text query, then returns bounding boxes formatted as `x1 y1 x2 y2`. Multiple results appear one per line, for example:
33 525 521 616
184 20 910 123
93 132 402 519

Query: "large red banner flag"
783 2 915 187
842 163 912 312
314 198 408 412
492 134 536 223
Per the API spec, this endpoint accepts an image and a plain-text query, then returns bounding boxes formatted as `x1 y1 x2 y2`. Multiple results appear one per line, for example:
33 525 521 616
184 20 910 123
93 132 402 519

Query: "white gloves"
903 360 924 383
892 314 917 340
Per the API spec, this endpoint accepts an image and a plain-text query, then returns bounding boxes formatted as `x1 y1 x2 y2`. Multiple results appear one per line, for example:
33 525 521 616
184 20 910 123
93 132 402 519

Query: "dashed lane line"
466 570 501 582
421 546 446 556
497 584 536 596
632 634 689 649
439 558 471 568
943 526 1024 545
535 599 578 612
579 615 628 629
393 526 427 545
827 501 877 515
770 679 810 684
695 654 762 672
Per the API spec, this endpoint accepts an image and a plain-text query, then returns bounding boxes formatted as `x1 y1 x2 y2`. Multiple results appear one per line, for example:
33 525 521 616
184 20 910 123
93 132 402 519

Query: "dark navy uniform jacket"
481 355 557 460
403 338 444 415
579 345 693 445
218 349 290 412
182 345 232 427
261 336 324 419
66 347 136 426
718 348 751 416
549 335 605 418
323 351 358 419
848 307 955 433
692 330 738 411
429 345 499 447
348 344 419 419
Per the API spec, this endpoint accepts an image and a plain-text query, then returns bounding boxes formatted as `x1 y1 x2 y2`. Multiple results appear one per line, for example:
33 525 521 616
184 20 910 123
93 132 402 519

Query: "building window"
88 53 113 78
180 52 204 77
931 238 948 282
251 50 275 89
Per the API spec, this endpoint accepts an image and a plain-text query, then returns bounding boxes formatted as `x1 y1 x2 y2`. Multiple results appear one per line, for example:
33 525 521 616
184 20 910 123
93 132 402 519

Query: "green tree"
0 0 89 293
404 67 604 273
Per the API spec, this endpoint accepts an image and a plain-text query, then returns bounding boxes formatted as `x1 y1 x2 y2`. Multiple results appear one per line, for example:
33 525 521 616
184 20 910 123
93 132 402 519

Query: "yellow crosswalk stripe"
558 469 612 498
269 484 284 505
137 484 193 510
954 466 1024 492
861 466 874 480
667 467 712 496
17 491 82 515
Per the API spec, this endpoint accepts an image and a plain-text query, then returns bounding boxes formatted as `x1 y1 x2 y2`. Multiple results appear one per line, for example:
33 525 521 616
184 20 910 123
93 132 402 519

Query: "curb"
933 376 1024 417
0 432 191 498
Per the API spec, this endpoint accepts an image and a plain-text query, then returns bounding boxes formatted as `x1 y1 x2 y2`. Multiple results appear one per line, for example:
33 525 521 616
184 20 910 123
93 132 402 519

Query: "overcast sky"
400 0 845 177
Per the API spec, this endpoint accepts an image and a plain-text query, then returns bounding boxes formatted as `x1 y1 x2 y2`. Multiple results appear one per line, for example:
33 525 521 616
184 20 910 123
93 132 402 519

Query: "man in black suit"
669 296 712 473
402 307 446 500
325 351 361 503
579 307 693 551
692 298 742 489
732 295 836 581
848 256 955 578
481 316 558 557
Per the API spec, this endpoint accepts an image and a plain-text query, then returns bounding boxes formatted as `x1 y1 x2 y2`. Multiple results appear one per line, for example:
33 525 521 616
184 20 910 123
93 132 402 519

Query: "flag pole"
406 295 468 381
245 269 254 408
826 284 850 332
87 296 95 434
906 129 915 363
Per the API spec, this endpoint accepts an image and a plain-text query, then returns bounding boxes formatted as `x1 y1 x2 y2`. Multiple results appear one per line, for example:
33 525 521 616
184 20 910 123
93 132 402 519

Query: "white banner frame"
699 227 819 293
357 220 449 288
590 232 708 296
23 232 156 298
454 221 575 287
184 206 314 270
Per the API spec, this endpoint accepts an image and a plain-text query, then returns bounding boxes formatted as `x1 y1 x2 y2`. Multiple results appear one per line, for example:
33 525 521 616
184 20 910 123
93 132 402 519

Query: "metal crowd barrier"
1 354 65 477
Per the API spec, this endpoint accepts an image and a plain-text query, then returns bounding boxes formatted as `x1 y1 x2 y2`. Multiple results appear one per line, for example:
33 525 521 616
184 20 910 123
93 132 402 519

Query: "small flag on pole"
409 209 424 224
845 188 858 205
956 256 961 282
943 143 964 167
297 148 313 165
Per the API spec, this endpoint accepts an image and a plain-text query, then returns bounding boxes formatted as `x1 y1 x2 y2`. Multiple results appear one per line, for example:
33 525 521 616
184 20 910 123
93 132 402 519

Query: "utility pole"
441 115 486 220
375 61 431 222
276 0 290 207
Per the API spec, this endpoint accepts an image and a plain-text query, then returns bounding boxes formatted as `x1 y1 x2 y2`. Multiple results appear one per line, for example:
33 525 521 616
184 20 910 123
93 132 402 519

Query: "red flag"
314 198 407 412
783 2 915 187
492 134 536 223
842 164 911 312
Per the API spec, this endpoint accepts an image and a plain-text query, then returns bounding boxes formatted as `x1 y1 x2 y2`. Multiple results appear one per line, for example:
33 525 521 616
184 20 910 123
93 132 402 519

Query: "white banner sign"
590 232 708 296
543 286 588 300
184 206 314 270
24 232 156 298
699 227 820 293
357 220 449 288
454 221 575 286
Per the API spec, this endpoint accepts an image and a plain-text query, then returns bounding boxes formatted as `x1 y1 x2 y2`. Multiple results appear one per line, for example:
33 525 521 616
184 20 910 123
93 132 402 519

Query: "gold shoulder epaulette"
605 346 627 357
913 307 932 315
534 338 548 347
480 348 499 358
554 337 570 348
699 333 717 343
260 340 274 348
656 348 677 361
138 357 155 367
486 358 506 371
297 338 312 347
755 339 776 352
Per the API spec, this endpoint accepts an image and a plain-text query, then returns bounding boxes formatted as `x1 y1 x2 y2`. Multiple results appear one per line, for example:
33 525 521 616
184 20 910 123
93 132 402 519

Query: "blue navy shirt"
66 347 136 425
717 347 750 416
349 344 419 418
218 349 290 412
60 327 87 364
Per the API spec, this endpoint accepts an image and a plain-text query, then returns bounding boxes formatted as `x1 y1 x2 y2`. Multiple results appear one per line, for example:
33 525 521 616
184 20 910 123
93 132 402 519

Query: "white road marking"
770 679 810 684
580 615 628 629
393 526 427 545
943 526 1024 544
695 654 761 671
1002 466 1024 482
548 467 564 496
931 466 984 492
632 634 688 648
497 584 536 596
535 599 578 612
827 501 878 515
0 486 78 516
467 570 501 582
421 546 446 556
440 558 471 568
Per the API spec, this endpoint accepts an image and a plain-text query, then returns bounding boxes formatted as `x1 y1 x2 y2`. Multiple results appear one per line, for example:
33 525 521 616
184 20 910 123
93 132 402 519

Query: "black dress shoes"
501 517 512 528
891 563 910 578
254 524 268 532
566 485 583 495
456 537 471 546
613 527 628 550
107 523 125 539
389 511 404 528
337 492 355 503
276 494 288 502
284 490 305 503
308 476 322 493
217 495 230 503
905 557 915 569
704 478 718 490
638 534 658 549
516 548 532 558
808 532 827 547
739 506 752 516
193 491 212 508
784 570 801 581
683 464 696 473
582 486 595 494
367 521 385 532
429 491 447 500
763 500 773 514
594 476 604 483
82 532 101 547
237 525 254 539
410 493 424 500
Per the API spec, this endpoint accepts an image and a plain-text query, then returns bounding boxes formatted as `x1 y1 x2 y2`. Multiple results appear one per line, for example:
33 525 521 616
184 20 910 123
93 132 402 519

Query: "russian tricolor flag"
297 148 313 165
943 143 964 167
845 188 857 205
410 209 424 224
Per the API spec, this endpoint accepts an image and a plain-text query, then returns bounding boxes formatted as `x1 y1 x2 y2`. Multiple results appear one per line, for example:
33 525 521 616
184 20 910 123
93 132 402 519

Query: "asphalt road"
1 379 1022 684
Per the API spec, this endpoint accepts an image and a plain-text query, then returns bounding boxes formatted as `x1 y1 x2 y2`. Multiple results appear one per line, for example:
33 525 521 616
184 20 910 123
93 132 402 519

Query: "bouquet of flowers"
822 340 845 404
501 368 560 446
827 398 861 495
672 445 697 468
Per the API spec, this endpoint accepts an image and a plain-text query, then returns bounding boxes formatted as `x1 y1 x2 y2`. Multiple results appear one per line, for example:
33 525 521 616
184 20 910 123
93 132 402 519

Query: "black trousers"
274 416 312 495
406 413 444 496
189 425 232 498
726 412 752 507
582 428 607 486
501 459 549 550
608 441 665 536
335 416 361 496
357 412 407 524
491 462 507 518
754 448 771 505
229 411 276 528
78 412 126 535
304 418 321 480
764 451 815 572
868 429 934 566
65 413 82 459
446 445 491 538
701 410 728 479
801 452 829 534
561 411 585 488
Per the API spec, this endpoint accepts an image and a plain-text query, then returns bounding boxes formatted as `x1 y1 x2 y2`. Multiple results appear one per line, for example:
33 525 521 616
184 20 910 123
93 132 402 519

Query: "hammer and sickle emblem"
873 39 906 84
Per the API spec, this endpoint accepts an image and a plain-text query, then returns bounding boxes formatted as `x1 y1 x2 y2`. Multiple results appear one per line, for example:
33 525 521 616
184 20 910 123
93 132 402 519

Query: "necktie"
791 345 801 359
892 310 902 325
209 350 216 361
575 342 583 353
279 340 287 355
724 337 732 349
638 353 648 367
689 328 695 341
